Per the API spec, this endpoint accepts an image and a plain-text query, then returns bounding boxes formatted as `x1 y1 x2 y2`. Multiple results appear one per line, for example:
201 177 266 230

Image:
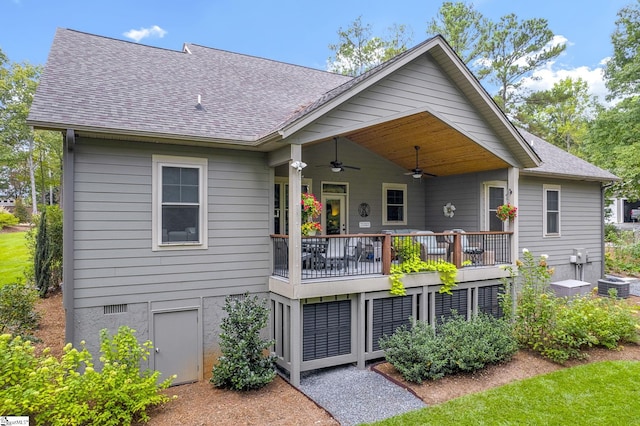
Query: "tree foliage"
514 77 597 152
477 13 566 113
426 1 488 66
582 1 640 199
605 0 640 99
0 50 61 212
327 16 412 76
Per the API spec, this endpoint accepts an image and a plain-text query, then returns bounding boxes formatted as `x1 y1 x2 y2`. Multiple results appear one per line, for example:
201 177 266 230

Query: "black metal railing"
271 231 512 280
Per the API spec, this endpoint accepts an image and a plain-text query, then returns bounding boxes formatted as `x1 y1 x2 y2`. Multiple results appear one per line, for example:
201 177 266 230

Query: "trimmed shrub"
13 198 30 223
502 249 640 363
211 293 276 390
0 282 40 336
0 326 173 425
379 313 518 383
0 206 19 230
34 209 51 297
27 206 63 295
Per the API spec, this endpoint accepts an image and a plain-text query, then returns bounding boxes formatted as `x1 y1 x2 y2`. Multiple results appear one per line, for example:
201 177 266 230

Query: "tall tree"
477 14 566 114
584 1 640 198
514 77 597 153
426 1 488 66
327 16 412 76
0 56 42 213
605 0 640 99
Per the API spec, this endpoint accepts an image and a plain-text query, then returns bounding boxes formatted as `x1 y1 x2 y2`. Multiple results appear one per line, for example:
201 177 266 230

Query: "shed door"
153 310 199 385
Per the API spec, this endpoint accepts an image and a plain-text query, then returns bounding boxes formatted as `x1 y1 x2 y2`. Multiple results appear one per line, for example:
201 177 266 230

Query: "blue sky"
0 0 631 102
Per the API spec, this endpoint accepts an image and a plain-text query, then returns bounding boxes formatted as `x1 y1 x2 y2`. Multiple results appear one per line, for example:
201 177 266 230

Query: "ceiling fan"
404 145 437 179
326 137 360 173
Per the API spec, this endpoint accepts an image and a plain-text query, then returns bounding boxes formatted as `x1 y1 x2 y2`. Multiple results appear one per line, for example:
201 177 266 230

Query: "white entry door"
323 193 347 234
153 309 200 385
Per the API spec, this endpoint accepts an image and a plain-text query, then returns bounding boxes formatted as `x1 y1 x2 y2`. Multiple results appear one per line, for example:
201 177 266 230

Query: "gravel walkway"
299 364 425 425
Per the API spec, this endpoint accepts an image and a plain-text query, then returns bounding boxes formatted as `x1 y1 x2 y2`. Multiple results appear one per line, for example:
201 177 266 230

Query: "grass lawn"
370 361 640 425
0 231 30 286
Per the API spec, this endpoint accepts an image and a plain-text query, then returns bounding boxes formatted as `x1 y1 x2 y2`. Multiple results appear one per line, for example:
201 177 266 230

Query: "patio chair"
324 238 347 270
414 231 448 261
451 228 484 264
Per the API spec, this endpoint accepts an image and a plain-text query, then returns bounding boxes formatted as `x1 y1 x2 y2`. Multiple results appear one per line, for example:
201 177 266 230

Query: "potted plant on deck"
301 193 322 236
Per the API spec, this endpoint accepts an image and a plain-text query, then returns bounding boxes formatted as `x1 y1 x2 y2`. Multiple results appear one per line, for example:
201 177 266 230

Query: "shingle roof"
28 28 351 143
519 128 619 182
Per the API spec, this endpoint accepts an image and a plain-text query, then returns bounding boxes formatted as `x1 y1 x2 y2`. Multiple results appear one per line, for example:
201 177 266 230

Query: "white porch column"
288 143 303 387
507 167 519 262
288 144 303 286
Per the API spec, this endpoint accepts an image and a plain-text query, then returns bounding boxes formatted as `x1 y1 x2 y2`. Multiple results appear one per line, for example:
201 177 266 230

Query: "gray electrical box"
573 248 588 264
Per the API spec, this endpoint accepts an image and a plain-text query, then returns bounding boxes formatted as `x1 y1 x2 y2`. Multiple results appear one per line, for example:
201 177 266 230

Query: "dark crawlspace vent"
104 304 128 315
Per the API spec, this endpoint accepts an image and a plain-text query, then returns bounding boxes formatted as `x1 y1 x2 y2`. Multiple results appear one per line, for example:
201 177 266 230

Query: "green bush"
34 209 51 297
28 206 63 296
605 230 640 276
0 206 19 230
211 293 276 391
379 313 518 383
13 198 30 223
0 326 173 425
0 282 40 337
502 249 640 363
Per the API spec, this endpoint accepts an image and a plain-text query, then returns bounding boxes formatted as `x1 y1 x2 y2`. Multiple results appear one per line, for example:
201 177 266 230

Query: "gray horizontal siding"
292 55 517 165
518 176 603 280
424 169 507 232
300 139 427 232
72 138 271 307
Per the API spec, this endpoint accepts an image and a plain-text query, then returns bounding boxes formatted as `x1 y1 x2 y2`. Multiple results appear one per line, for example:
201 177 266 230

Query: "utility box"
550 279 592 298
573 248 588 264
597 276 630 298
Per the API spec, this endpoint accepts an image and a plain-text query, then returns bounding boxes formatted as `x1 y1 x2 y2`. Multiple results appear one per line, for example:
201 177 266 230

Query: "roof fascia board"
27 120 264 146
520 169 621 182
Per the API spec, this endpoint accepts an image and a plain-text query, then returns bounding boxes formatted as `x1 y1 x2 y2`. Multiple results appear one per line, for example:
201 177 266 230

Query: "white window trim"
382 183 407 226
482 181 507 231
152 155 208 251
543 184 561 237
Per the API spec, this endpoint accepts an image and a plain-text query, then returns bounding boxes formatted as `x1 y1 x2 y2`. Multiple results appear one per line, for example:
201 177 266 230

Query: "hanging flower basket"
301 221 322 236
301 193 322 221
496 203 517 221
301 193 322 235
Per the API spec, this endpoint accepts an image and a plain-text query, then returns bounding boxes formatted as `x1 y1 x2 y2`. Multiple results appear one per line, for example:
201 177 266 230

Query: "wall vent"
104 304 127 315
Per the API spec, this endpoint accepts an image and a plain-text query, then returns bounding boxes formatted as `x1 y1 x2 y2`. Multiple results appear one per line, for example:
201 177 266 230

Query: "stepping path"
299 364 426 425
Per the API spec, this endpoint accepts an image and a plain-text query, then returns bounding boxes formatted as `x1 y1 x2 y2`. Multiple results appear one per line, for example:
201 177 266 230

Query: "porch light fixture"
291 161 307 172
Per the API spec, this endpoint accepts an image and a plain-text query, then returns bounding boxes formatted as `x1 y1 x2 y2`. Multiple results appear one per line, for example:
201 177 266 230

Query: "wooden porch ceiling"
345 112 510 177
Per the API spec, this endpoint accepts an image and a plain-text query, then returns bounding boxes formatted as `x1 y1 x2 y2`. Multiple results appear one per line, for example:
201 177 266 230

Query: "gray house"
28 29 617 386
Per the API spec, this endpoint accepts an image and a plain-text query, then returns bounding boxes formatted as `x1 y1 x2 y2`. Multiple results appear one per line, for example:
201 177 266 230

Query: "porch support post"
288 144 303 287
507 167 519 263
288 144 303 387
356 293 365 369
289 300 301 387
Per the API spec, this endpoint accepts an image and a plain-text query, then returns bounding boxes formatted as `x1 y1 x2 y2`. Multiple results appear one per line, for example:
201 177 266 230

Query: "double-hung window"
382 183 407 225
543 185 560 237
152 155 208 250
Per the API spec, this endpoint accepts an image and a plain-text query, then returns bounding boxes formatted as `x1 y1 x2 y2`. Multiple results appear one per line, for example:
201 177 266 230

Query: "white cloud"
123 25 167 43
518 61 611 106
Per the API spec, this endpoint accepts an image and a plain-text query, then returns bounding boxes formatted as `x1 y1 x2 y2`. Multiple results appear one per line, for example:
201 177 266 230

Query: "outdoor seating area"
271 230 512 281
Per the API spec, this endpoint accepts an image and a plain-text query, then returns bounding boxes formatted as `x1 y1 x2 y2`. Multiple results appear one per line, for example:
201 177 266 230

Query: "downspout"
601 181 615 280
63 129 75 345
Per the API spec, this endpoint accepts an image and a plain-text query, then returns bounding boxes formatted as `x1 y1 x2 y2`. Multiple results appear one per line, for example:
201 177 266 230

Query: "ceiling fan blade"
342 165 360 170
